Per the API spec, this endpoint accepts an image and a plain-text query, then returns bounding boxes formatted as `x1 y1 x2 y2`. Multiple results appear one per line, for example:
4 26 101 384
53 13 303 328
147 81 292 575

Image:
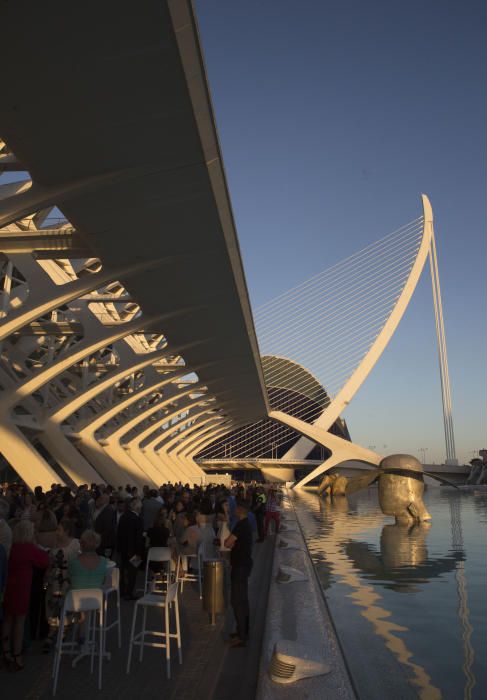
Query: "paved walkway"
1 537 275 700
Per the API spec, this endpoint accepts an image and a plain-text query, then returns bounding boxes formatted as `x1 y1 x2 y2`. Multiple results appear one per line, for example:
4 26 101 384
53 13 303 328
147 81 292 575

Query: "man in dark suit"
93 494 116 557
117 497 144 600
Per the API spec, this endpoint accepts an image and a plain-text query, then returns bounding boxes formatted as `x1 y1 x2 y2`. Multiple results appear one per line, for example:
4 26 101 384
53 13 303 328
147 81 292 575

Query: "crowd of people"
0 478 282 670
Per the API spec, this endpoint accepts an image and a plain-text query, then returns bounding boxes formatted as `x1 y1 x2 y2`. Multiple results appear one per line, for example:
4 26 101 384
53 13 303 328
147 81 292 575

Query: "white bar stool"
175 544 203 597
144 546 172 594
103 566 121 652
126 581 182 678
52 588 104 695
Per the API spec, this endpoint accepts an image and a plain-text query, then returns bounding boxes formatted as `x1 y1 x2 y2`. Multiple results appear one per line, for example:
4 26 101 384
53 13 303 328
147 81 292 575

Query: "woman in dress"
1 520 49 670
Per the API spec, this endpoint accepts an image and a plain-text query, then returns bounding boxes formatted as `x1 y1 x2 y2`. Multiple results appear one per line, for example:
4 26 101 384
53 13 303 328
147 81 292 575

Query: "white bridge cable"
256 231 424 348
258 258 419 392
200 418 300 460
257 232 423 395
256 233 423 348
255 229 423 354
256 217 424 319
256 234 423 353
199 214 426 460
256 223 423 334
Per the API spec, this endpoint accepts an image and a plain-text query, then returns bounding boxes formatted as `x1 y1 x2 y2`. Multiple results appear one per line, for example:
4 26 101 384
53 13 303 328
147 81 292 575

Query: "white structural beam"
0 419 62 492
119 397 212 485
48 350 188 424
103 398 213 486
38 426 103 487
174 425 232 465
269 410 382 488
178 425 235 477
150 410 230 483
0 257 164 342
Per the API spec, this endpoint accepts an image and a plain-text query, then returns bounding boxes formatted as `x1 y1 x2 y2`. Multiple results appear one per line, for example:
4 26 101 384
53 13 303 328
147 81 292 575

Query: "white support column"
99 440 158 489
70 370 189 485
149 411 226 483
141 447 183 484
166 423 231 484
103 397 211 485
428 223 457 464
0 416 62 491
74 434 128 487
152 411 227 484
38 424 103 486
175 424 234 479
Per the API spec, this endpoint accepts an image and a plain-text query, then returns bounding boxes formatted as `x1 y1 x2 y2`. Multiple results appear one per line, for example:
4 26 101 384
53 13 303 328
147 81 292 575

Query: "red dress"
3 542 49 615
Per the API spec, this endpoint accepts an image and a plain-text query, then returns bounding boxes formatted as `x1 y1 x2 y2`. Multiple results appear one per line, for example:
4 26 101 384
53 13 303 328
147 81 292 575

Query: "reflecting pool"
292 487 487 700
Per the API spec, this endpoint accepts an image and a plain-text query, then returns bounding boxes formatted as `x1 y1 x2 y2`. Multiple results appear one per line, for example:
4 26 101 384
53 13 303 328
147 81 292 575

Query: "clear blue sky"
196 0 487 465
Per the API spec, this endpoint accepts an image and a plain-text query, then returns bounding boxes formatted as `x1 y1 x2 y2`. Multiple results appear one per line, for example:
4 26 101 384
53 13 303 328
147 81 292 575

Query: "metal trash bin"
202 558 225 624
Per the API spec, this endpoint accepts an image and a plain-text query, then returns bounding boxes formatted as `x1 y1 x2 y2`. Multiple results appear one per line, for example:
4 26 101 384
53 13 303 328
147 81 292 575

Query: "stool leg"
126 605 138 673
165 605 171 678
117 589 122 648
98 608 103 691
139 606 147 662
90 611 95 674
175 598 182 664
52 613 65 695
103 595 108 655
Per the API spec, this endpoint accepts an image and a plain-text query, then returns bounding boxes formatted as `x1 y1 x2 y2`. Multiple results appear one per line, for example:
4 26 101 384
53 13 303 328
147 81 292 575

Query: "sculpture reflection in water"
345 522 463 593
312 455 472 699
305 490 444 699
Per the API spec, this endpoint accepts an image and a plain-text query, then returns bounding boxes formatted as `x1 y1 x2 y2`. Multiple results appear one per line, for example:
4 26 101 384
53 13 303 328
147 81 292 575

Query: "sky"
195 0 487 465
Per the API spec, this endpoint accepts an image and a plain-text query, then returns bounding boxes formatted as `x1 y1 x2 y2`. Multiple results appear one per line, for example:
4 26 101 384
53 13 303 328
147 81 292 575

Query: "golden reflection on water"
295 490 442 700
456 562 475 700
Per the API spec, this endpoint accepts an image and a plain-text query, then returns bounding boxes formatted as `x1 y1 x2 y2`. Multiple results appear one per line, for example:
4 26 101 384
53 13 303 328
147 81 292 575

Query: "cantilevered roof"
0 0 268 424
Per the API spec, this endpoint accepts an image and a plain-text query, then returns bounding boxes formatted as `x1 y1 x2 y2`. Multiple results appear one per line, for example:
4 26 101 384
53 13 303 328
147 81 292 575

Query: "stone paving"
1 538 274 700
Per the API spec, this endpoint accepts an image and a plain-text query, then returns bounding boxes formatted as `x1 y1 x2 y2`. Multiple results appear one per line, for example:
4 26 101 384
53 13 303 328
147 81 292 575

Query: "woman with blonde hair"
68 529 107 590
1 519 49 670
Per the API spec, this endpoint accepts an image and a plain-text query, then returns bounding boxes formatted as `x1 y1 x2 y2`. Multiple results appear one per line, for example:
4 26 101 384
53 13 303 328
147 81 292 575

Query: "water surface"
292 487 487 700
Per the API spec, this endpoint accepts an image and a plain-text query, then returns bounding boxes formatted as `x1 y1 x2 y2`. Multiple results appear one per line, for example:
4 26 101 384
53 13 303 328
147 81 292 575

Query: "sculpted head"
380 454 423 473
378 454 430 524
